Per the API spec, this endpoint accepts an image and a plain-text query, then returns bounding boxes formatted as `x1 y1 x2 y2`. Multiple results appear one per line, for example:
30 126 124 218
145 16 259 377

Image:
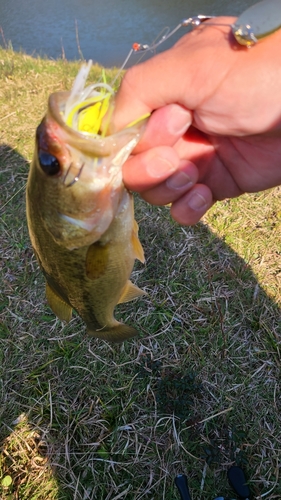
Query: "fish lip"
47 91 146 157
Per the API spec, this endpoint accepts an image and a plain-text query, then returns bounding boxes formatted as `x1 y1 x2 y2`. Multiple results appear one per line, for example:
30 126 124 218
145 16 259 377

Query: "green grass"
0 47 281 499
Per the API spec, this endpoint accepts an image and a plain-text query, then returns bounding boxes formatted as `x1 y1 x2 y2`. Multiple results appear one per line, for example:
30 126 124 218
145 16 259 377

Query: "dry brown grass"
0 48 281 499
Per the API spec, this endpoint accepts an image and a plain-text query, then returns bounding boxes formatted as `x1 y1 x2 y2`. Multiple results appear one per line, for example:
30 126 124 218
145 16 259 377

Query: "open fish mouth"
46 60 149 157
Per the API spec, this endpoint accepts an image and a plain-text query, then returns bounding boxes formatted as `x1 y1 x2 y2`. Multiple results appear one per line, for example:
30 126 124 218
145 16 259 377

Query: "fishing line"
110 15 215 85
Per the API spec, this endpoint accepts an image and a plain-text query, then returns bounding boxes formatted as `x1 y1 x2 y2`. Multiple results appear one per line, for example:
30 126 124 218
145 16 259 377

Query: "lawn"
0 47 280 499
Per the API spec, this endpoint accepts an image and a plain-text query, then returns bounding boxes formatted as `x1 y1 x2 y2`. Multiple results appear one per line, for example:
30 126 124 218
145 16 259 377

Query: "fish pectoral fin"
46 282 72 322
118 280 146 304
86 241 109 280
87 323 138 342
132 220 145 263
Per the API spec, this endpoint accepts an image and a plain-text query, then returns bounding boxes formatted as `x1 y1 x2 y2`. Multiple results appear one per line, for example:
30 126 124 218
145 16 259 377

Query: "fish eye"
38 149 61 176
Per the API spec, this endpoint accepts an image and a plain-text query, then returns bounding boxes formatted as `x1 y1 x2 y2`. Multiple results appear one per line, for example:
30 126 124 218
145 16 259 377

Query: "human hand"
111 17 281 225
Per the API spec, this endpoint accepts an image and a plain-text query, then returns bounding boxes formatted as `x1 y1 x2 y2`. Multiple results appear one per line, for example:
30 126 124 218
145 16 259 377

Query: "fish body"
26 76 146 342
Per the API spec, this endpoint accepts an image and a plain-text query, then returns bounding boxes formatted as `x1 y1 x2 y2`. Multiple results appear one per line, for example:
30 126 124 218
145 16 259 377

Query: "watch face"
232 0 281 46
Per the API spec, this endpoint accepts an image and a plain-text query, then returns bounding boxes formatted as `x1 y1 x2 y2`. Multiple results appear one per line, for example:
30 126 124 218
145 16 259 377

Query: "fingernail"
188 192 207 210
147 157 176 178
166 171 193 190
167 105 191 136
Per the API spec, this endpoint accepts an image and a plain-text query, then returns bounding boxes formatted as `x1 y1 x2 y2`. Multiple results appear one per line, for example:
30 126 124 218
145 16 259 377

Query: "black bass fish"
26 61 148 342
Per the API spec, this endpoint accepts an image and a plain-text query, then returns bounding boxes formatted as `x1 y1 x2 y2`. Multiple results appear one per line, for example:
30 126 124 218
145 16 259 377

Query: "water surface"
1 0 256 67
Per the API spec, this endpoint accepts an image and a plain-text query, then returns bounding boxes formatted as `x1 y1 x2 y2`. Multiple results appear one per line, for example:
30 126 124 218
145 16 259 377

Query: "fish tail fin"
87 323 138 342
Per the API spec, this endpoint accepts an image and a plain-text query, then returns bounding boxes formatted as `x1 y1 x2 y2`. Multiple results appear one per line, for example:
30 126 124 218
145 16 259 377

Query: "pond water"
0 0 256 67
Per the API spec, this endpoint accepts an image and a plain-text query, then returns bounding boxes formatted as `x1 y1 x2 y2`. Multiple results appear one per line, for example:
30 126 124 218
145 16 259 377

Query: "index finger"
111 50 184 130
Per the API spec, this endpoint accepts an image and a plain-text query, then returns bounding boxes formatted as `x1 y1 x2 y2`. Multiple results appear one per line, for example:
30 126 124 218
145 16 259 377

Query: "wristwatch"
232 0 281 46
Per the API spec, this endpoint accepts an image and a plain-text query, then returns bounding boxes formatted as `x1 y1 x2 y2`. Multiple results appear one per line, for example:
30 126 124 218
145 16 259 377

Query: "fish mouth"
47 91 146 158
44 62 149 166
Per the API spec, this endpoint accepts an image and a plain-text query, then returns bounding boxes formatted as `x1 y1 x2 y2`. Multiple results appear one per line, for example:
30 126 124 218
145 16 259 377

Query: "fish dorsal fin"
46 282 72 322
132 219 145 263
118 280 146 304
86 242 109 280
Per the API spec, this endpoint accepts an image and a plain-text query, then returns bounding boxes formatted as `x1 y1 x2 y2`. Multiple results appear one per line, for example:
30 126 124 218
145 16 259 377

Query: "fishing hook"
64 161 85 188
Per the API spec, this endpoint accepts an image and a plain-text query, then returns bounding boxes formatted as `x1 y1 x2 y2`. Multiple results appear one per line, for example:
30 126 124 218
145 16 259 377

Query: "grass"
0 46 280 499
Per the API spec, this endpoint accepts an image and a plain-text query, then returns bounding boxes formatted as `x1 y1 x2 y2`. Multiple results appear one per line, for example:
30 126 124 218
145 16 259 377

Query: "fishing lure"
64 62 149 146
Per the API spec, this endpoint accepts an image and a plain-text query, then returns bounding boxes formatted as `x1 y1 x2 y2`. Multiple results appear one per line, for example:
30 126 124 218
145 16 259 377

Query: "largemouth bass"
26 62 147 342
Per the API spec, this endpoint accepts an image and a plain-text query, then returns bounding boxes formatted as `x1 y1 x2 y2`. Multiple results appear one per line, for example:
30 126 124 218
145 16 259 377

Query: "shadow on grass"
1 144 280 499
